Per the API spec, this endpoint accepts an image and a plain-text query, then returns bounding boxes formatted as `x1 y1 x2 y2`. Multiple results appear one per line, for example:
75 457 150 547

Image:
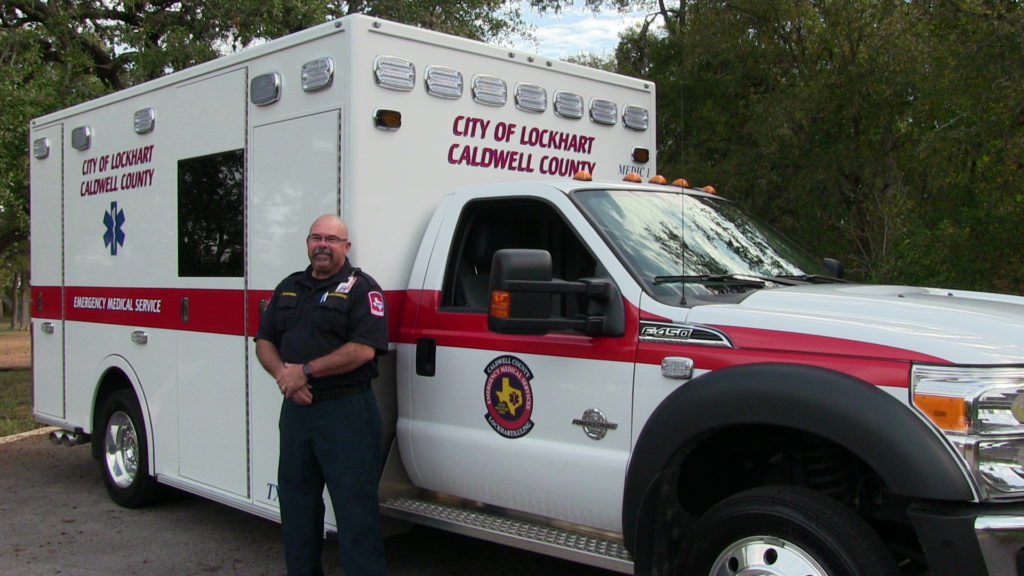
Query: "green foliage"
617 0 1024 293
0 0 567 277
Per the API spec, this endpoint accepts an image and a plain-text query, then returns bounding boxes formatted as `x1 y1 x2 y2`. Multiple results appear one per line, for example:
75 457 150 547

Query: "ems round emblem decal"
483 355 535 439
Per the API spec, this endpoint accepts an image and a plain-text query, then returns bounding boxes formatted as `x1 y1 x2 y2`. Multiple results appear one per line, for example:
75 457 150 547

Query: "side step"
380 496 634 574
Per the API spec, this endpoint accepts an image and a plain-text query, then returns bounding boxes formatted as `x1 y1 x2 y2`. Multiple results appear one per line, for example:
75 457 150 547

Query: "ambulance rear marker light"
622 173 642 183
133 108 156 134
649 175 668 185
374 55 416 91
472 75 507 107
573 171 593 181
71 126 92 150
302 57 335 92
425 66 463 99
623 104 650 131
250 72 282 106
631 147 650 164
33 138 50 159
373 109 402 130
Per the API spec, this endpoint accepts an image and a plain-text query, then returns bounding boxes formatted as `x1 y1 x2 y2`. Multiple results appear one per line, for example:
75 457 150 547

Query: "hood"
685 284 1024 365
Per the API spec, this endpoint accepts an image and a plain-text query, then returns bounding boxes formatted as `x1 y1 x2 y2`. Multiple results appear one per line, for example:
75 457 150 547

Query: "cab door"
402 194 637 533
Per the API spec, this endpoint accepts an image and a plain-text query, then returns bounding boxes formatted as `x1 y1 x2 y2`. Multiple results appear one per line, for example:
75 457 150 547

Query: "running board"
379 496 634 574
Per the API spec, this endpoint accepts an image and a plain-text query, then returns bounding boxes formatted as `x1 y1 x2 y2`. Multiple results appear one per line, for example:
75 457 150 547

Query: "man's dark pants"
278 388 386 576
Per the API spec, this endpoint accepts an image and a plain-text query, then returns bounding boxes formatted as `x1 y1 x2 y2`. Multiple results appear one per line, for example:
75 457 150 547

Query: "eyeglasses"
307 234 348 244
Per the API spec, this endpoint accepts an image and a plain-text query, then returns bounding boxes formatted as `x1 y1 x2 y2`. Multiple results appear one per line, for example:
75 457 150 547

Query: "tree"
0 0 574 284
613 0 1024 293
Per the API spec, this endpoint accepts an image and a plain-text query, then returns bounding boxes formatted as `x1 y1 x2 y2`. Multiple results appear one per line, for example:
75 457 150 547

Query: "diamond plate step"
380 496 633 573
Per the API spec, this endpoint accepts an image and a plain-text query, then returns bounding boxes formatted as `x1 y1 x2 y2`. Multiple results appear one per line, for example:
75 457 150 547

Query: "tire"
97 389 162 507
680 486 898 576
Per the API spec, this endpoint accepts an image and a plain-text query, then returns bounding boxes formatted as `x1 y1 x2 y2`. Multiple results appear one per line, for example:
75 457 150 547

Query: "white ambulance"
29 13 1024 576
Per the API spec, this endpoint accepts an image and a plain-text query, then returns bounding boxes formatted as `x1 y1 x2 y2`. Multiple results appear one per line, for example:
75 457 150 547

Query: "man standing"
255 214 388 576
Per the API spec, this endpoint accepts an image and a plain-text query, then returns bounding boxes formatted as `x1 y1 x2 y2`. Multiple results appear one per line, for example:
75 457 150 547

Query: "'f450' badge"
484 355 535 439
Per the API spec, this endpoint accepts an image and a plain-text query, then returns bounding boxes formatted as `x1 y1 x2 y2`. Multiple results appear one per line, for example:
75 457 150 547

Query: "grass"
0 326 39 437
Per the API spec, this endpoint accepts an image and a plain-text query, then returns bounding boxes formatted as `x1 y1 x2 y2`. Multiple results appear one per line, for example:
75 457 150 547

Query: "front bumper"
910 504 1024 576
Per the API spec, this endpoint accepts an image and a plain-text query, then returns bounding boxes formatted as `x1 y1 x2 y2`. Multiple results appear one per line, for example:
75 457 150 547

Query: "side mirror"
487 249 624 337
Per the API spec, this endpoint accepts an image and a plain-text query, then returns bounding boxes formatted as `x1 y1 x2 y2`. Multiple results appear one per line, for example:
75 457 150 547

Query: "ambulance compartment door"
30 123 65 421
248 110 342 514
174 69 248 497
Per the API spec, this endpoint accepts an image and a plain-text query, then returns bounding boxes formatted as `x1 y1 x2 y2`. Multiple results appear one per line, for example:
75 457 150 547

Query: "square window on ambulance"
178 149 244 277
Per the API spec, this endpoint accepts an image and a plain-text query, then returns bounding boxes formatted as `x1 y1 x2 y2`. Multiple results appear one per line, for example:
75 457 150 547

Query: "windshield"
573 188 827 305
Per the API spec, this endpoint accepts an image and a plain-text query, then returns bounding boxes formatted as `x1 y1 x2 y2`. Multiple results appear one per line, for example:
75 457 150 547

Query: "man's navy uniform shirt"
256 259 388 389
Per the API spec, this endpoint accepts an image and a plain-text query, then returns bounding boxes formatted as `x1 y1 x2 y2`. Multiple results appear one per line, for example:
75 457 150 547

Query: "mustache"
312 247 333 257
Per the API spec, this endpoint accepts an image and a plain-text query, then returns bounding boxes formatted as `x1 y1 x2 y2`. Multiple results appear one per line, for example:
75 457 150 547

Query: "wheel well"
90 368 134 460
673 424 925 570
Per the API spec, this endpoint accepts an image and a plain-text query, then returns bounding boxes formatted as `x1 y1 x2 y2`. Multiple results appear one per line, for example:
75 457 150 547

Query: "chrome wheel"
104 410 139 489
710 536 826 576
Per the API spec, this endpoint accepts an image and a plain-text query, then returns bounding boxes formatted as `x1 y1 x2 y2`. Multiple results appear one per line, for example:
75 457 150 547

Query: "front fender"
622 362 974 551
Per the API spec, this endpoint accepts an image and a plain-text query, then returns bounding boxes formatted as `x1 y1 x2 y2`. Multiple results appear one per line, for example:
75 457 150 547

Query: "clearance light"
622 104 650 131
623 173 642 183
649 175 668 185
590 98 618 125
574 171 593 181
251 72 282 106
490 290 511 319
702 185 718 194
472 75 507 107
71 126 92 150
374 56 416 91
373 109 402 130
632 147 650 164
302 57 335 92
515 83 548 113
133 108 156 134
673 178 690 187
425 65 463 99
33 138 50 159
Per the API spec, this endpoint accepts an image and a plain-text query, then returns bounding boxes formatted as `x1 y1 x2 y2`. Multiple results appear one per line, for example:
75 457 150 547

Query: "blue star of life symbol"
103 201 126 255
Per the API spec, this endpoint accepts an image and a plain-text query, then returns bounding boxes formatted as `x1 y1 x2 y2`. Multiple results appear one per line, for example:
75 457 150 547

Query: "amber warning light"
490 290 511 319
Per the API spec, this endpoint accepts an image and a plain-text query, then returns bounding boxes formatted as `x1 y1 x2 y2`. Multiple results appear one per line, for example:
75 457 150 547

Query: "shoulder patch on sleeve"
368 291 385 317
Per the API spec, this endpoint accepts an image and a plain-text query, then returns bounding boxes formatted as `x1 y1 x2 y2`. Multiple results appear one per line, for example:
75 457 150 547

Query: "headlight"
912 365 1024 501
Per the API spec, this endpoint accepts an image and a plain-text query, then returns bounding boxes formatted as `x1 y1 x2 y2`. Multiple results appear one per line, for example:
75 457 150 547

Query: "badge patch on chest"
483 355 535 439
335 275 358 294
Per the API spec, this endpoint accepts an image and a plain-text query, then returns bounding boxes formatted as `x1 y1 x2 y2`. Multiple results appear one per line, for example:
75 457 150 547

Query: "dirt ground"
0 329 30 370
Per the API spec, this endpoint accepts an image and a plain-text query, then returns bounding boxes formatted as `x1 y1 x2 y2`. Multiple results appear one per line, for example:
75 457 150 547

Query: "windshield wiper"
774 274 849 284
654 274 767 288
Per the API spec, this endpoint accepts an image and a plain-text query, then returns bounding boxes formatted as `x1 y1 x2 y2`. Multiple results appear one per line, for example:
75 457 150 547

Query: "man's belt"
311 383 371 403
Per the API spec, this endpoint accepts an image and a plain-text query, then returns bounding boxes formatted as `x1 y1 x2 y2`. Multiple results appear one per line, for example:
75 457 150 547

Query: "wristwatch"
302 363 314 379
